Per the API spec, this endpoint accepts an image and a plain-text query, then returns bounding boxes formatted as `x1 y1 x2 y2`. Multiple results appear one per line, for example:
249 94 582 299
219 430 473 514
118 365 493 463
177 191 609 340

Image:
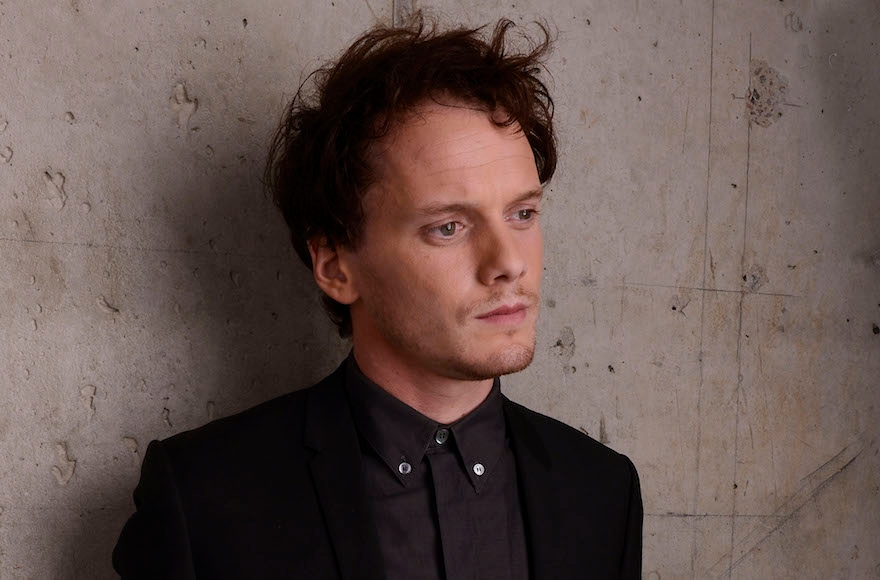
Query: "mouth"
475 303 529 324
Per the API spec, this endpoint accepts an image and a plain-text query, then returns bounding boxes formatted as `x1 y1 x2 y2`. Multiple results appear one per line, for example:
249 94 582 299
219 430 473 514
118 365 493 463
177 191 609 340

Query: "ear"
308 237 359 305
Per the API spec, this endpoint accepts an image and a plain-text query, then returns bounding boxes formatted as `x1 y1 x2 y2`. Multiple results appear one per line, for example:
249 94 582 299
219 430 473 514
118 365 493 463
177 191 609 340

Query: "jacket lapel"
305 368 385 580
504 399 569 580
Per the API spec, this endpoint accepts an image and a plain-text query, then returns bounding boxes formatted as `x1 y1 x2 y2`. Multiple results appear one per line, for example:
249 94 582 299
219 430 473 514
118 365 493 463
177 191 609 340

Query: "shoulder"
503 397 638 480
156 367 344 474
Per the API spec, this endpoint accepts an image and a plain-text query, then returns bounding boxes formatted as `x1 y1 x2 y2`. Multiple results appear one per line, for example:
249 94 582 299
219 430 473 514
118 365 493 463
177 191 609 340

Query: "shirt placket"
426 428 479 580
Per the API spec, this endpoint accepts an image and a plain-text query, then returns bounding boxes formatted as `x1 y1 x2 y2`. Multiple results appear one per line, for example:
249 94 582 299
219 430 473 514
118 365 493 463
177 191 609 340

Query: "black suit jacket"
113 364 643 579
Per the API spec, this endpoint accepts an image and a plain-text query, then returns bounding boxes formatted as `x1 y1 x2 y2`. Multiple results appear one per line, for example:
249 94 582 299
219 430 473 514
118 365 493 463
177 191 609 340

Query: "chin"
451 341 536 381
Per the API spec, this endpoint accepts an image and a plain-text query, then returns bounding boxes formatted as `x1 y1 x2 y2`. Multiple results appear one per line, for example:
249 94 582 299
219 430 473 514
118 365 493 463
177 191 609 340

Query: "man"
113 16 642 579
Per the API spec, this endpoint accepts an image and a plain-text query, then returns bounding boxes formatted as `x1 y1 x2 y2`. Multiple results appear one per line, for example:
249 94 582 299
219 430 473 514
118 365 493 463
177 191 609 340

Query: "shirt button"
398 462 412 475
434 428 450 445
473 463 485 476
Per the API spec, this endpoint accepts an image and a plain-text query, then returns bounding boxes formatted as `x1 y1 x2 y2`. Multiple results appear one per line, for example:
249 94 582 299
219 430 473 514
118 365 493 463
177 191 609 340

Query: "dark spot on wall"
742 264 767 292
873 323 879 335
747 59 788 127
608 365 615 373
545 298 556 308
552 327 576 362
731 183 738 188
670 294 690 315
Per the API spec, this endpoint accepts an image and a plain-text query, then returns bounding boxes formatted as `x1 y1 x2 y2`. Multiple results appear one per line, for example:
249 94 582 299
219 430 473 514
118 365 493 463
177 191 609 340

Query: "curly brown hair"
264 15 557 337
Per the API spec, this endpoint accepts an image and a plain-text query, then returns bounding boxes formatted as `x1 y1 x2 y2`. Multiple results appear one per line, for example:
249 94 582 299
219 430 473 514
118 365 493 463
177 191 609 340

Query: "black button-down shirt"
345 357 530 580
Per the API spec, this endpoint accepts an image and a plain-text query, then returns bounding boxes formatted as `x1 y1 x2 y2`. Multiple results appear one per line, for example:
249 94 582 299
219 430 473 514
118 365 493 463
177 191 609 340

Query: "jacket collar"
304 364 385 580
503 397 569 580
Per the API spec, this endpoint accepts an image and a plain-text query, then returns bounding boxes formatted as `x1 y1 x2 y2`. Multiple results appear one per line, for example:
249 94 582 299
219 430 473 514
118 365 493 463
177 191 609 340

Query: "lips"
476 303 528 319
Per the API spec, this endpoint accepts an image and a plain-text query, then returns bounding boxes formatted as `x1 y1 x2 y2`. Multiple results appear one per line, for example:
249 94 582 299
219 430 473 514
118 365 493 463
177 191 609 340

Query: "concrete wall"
1 0 877 577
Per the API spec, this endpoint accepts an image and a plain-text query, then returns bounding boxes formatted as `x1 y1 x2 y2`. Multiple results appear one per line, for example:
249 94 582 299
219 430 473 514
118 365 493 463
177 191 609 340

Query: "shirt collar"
344 354 507 491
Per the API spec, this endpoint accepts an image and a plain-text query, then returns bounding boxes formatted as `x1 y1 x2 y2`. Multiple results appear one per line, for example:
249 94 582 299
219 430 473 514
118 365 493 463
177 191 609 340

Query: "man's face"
343 101 544 381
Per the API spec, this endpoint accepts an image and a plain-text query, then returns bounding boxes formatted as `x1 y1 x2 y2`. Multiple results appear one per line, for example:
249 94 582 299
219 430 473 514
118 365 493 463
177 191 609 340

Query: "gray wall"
1 0 877 578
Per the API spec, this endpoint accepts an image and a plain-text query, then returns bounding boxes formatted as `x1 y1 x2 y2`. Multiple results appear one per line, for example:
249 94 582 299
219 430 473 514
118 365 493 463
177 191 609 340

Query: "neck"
352 347 494 425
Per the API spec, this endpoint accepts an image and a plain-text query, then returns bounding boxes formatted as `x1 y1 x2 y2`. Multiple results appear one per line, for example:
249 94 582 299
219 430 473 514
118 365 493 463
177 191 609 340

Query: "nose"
476 223 530 286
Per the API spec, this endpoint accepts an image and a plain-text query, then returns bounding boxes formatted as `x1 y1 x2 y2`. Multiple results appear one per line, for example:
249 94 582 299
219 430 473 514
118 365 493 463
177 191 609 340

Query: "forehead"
367 101 540 210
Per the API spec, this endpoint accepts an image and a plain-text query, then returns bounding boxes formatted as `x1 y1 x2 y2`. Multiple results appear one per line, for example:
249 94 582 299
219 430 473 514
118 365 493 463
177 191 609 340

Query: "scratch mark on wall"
80 202 91 214
30 319 38 331
599 414 609 444
162 407 173 428
730 65 756 569
681 95 689 154
96 295 119 314
52 442 76 485
692 2 716 573
0 117 7 133
79 385 96 419
0 234 284 260
708 434 871 578
0 146 12 163
64 112 76 124
42 171 67 210
623 281 795 299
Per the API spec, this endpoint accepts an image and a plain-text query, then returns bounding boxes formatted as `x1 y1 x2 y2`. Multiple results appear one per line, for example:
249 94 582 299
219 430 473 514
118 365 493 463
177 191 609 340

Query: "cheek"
360 248 455 308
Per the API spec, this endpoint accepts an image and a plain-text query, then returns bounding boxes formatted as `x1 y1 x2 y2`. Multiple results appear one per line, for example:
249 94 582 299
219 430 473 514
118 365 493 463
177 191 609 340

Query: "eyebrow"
413 187 544 217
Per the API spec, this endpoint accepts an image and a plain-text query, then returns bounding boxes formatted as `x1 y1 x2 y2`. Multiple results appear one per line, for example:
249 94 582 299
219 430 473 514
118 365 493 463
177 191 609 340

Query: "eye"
437 222 457 236
509 208 539 222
